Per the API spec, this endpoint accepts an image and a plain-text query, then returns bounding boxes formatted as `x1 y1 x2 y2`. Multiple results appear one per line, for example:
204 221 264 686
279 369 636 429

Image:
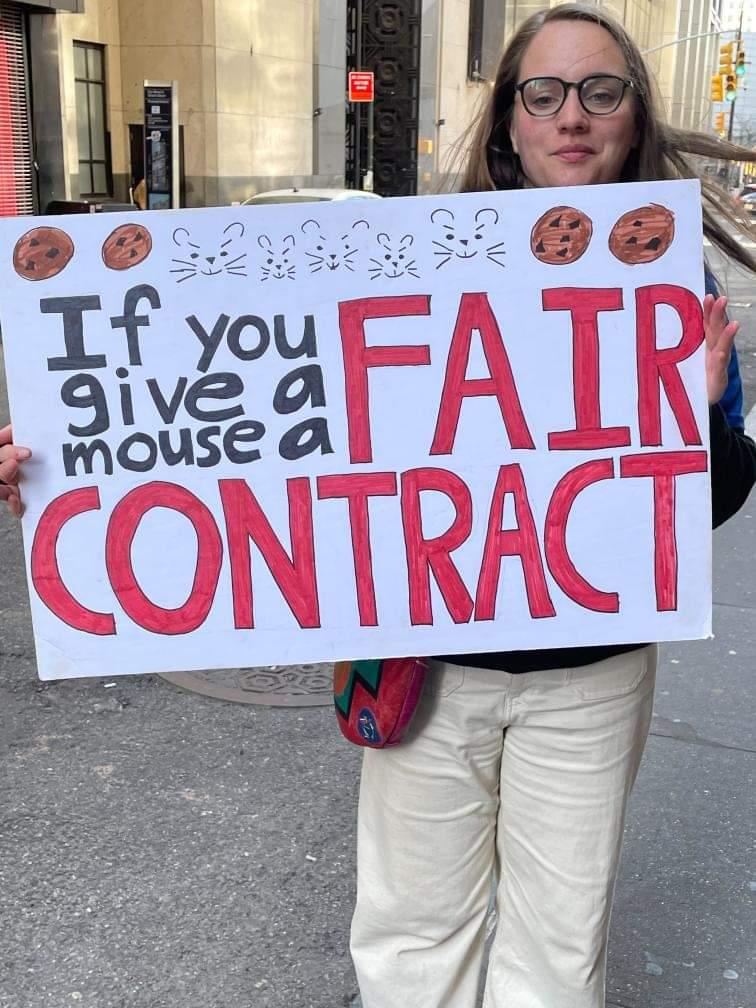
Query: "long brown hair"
458 3 756 273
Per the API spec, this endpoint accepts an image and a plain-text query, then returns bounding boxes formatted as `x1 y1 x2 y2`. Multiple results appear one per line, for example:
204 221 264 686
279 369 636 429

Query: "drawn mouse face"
171 222 247 282
430 208 506 270
258 234 296 280
301 218 369 273
368 233 419 280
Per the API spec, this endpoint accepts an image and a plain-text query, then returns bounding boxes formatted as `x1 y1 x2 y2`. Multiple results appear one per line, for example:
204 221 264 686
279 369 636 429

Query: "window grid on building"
0 1 34 216
74 40 110 197
467 0 484 81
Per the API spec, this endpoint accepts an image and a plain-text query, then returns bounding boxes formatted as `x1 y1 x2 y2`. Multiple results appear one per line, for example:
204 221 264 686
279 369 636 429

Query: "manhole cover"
159 663 333 706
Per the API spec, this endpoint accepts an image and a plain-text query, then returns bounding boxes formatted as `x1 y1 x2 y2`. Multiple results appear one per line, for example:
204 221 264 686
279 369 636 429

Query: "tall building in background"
0 1 84 216
731 30 755 147
0 0 748 215
0 0 344 213
719 0 754 32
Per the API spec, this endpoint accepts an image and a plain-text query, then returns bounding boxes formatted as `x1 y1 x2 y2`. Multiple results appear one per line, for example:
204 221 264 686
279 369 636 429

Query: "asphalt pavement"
0 236 754 1008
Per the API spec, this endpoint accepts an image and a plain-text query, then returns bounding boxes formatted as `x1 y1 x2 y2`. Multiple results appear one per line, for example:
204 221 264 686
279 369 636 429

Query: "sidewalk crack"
650 716 756 754
713 599 756 613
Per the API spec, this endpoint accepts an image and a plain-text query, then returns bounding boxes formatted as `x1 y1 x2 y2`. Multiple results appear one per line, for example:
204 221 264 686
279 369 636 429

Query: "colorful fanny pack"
333 657 428 748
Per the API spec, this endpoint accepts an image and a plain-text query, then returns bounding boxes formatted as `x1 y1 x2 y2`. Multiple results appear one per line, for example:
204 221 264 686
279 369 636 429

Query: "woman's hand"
703 293 739 406
0 425 31 518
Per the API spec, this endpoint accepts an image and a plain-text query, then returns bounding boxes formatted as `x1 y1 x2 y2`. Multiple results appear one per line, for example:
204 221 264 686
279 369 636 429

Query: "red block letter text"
317 472 398 626
431 292 534 454
106 482 222 633
543 287 630 450
545 459 619 612
400 467 474 625
620 451 708 610
338 295 431 463
220 477 320 629
32 487 115 635
476 464 555 621
636 284 704 446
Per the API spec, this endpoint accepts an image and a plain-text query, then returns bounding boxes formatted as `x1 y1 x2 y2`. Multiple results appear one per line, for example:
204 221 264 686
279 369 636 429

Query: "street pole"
354 1 363 190
727 84 737 143
727 4 745 143
366 101 375 192
641 27 739 55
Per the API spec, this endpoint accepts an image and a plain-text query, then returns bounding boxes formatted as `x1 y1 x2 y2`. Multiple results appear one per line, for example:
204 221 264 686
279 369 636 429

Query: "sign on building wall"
143 80 179 210
0 180 711 680
348 71 374 102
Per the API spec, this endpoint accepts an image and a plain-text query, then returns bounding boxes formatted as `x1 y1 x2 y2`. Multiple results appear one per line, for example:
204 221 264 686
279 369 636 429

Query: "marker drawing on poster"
0 179 712 681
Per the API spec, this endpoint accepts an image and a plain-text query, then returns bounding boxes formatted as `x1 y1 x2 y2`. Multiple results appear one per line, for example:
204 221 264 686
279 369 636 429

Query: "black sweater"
437 405 756 673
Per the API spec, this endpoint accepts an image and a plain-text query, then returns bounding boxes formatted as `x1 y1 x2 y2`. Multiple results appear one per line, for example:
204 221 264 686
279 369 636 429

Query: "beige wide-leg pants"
351 645 657 1008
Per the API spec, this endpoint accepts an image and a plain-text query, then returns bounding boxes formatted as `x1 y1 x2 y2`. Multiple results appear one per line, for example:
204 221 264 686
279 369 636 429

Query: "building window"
74 41 110 197
468 0 507 83
468 0 485 81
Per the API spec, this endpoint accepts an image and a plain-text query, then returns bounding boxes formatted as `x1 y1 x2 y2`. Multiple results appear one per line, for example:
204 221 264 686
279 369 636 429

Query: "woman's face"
508 21 638 189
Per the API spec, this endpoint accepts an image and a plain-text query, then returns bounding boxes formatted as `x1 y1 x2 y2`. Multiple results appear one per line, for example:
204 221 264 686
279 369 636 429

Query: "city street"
1 235 754 1008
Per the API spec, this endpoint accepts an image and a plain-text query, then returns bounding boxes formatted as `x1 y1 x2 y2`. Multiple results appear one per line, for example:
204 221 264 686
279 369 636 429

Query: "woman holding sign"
348 6 756 1008
1 6 754 1008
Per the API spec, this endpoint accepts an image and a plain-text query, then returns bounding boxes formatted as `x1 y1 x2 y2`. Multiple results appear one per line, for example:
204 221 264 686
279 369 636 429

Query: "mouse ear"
258 234 272 249
475 207 498 227
431 208 454 226
301 219 321 235
377 232 391 249
400 234 414 247
224 221 245 238
283 234 296 248
172 227 190 247
352 218 369 232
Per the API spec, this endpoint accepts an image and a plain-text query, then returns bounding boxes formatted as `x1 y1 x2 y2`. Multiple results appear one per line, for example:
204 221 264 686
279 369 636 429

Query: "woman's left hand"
703 293 739 406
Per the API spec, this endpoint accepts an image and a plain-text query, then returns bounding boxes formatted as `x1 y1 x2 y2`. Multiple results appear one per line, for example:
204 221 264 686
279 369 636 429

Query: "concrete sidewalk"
605 505 755 1008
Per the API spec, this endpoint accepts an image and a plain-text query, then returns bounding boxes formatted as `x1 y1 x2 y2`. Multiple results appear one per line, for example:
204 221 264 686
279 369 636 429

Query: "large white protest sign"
0 179 711 681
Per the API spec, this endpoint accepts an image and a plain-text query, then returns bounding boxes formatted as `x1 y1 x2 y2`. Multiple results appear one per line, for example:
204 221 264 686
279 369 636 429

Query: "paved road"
0 235 754 1008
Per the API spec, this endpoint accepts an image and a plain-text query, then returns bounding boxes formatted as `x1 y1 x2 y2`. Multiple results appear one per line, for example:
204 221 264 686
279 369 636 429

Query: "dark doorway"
346 0 422 197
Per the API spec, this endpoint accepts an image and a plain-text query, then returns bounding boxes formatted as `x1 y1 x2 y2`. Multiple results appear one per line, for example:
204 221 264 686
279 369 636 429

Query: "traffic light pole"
727 6 744 142
727 89 737 142
642 28 738 56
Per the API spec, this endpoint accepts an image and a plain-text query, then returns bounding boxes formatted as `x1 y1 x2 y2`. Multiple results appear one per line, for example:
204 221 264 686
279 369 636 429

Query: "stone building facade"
0 0 736 214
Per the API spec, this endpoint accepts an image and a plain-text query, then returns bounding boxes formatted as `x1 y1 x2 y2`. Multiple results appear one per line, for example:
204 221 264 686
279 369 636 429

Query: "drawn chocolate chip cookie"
608 204 675 264
530 206 593 264
102 223 153 270
13 227 75 281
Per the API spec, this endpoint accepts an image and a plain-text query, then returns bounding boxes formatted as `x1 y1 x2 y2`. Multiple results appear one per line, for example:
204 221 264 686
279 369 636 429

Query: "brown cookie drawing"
13 227 74 281
530 206 593 264
102 223 153 270
608 204 675 264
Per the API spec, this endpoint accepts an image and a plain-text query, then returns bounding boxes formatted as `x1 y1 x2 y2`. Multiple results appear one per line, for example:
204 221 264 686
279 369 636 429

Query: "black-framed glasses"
515 75 633 116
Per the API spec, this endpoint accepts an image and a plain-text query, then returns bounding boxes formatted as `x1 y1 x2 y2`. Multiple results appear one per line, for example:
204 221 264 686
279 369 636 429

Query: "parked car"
734 183 756 205
240 187 381 206
740 191 756 217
